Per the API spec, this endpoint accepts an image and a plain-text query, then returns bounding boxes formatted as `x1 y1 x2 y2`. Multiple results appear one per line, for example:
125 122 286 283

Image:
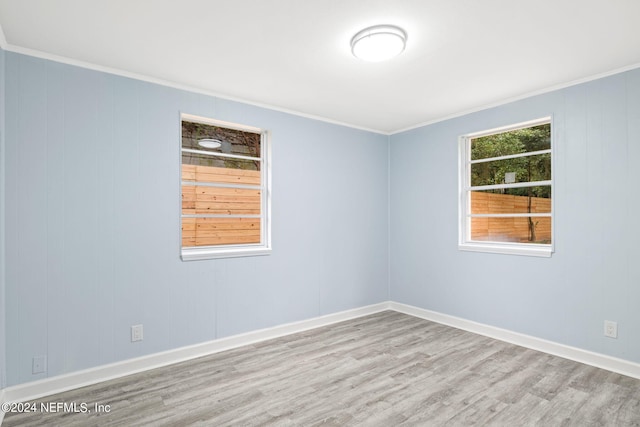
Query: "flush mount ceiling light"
198 138 222 149
351 25 407 62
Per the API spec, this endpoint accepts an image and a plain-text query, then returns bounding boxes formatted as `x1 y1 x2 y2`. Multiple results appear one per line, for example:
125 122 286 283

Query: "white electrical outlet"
131 324 144 342
604 320 618 339
32 355 47 374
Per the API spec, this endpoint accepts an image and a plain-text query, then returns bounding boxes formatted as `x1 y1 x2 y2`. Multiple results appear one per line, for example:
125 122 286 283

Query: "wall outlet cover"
604 320 618 339
32 355 47 374
131 324 144 342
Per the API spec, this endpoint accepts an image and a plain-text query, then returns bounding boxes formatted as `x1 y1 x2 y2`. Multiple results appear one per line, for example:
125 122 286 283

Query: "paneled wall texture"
2 47 640 388
2 51 389 386
391 67 640 366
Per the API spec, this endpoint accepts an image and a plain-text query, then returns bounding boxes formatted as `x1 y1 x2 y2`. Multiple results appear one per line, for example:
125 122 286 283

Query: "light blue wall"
0 46 6 389
390 68 640 363
3 52 389 386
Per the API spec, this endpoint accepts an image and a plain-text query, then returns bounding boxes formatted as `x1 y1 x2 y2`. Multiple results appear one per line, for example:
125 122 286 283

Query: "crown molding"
2 43 389 136
391 62 640 135
1 31 639 137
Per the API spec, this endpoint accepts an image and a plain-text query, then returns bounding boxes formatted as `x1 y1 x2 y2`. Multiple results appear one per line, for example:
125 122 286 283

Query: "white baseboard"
389 301 640 380
3 300 640 408
1 302 391 405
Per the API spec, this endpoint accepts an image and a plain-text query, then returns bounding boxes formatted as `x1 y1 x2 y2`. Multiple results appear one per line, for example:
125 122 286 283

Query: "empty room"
1 1 640 425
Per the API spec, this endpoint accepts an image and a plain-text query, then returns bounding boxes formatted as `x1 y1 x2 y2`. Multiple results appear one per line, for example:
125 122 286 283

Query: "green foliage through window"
470 124 551 198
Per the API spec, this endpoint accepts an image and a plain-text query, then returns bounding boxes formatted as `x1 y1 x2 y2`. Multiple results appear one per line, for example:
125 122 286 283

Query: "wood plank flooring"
3 311 640 426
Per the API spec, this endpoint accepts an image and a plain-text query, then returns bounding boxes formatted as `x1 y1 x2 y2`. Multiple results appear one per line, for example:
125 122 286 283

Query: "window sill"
459 242 553 258
181 246 272 261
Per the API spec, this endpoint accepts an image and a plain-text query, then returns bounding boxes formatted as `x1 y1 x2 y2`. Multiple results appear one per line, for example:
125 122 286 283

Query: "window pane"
182 217 261 247
471 123 550 160
182 186 261 215
180 115 270 258
471 216 551 244
471 187 551 214
182 120 261 158
470 153 550 187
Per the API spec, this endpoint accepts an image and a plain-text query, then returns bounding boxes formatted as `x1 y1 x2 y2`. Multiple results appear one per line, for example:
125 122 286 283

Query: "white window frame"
180 113 271 261
458 117 554 257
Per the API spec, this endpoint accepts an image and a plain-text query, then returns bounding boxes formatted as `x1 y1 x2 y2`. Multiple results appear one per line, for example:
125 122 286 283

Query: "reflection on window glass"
181 121 261 159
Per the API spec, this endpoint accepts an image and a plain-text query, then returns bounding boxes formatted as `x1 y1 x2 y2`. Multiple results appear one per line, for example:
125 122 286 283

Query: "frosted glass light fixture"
198 139 222 149
351 25 407 62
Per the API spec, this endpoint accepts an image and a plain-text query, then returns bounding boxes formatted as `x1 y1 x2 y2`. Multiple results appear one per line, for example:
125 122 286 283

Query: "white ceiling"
1 0 639 134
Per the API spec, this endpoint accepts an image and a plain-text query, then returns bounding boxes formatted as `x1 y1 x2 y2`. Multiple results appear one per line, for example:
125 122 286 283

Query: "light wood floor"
3 311 640 426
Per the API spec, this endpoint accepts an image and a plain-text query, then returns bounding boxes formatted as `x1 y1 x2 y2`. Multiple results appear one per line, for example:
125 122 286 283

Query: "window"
459 117 553 257
180 114 271 260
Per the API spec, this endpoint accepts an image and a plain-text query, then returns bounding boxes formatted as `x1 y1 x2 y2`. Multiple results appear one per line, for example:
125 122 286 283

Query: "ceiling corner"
0 22 6 49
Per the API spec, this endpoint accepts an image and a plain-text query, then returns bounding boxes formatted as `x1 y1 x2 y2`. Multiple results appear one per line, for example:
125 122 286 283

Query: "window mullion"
468 180 552 192
469 213 552 218
469 148 551 164
182 181 262 190
181 148 261 162
182 214 261 219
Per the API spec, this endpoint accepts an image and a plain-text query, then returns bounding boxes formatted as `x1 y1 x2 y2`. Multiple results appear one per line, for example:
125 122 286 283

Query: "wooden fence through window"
471 192 551 243
182 164 261 247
